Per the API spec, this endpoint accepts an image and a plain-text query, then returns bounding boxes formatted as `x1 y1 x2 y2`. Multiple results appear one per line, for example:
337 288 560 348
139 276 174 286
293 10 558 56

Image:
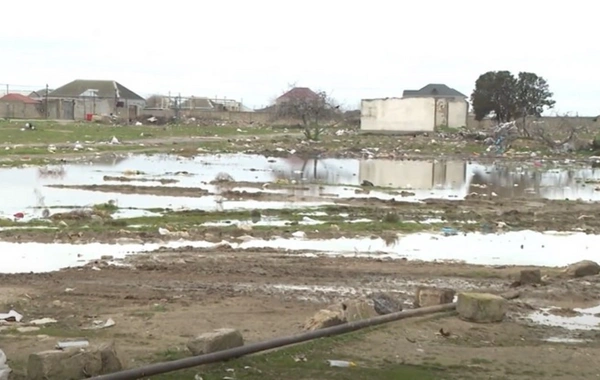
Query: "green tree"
514 72 555 119
471 71 554 123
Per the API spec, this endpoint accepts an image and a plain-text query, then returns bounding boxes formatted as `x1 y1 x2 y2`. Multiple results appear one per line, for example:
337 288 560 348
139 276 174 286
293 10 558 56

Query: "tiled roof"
48 79 144 101
403 84 467 98
276 87 319 101
0 93 41 104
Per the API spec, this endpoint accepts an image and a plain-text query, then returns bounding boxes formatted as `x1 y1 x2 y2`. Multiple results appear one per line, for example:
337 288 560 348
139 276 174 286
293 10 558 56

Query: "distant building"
275 87 320 106
48 79 146 120
28 89 54 99
0 93 42 119
361 83 468 133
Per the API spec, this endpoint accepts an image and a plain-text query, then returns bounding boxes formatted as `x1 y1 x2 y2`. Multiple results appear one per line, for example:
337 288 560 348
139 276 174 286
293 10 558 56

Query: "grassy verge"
0 121 276 146
0 206 466 237
144 329 456 380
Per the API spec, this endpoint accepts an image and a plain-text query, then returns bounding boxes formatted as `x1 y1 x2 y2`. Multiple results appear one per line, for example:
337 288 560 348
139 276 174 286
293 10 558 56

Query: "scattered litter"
110 136 120 144
0 349 11 380
441 227 458 236
293 354 307 362
292 231 307 239
328 360 356 368
0 310 23 323
29 318 58 326
56 340 90 350
85 318 115 330
17 326 40 333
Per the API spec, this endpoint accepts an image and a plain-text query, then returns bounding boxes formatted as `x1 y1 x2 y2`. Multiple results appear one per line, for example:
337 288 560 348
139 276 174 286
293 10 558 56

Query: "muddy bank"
0 252 599 379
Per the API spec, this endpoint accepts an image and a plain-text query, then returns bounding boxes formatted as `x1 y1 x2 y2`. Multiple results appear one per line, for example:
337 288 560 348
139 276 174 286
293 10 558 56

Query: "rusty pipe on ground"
88 303 457 380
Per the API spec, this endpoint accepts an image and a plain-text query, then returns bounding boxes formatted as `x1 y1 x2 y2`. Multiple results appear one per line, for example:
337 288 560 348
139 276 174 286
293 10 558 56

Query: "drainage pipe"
90 290 521 380
89 303 456 380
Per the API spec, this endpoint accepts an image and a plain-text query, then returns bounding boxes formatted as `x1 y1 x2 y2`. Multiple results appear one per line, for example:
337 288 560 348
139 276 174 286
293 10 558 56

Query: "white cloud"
0 0 597 114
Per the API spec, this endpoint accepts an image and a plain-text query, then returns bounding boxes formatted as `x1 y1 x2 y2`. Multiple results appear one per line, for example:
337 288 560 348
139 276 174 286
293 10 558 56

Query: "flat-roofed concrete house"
361 83 468 133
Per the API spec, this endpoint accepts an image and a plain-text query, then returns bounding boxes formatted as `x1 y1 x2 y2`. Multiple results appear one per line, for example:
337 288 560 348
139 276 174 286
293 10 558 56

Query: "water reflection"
276 157 357 184
3 154 600 213
359 160 467 189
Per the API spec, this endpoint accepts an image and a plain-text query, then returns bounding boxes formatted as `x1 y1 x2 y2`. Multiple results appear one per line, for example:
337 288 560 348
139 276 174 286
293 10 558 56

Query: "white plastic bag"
0 349 12 380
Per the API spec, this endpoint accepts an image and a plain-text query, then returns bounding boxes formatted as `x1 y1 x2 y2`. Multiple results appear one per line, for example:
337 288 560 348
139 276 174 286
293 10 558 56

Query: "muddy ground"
3 196 600 244
1 124 598 167
0 251 599 379
1 129 600 378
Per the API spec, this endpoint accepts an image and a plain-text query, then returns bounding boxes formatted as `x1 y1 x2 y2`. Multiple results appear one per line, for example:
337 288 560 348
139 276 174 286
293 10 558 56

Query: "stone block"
565 260 600 278
340 300 378 322
456 292 507 323
303 309 345 331
370 292 403 315
187 328 244 356
27 342 122 380
414 287 456 308
519 269 542 285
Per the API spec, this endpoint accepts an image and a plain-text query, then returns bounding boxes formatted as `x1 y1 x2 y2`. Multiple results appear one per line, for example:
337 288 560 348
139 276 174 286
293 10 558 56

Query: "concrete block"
304 310 345 331
565 260 600 278
27 342 122 380
370 292 403 315
519 269 542 285
414 287 456 308
456 292 507 323
187 328 244 356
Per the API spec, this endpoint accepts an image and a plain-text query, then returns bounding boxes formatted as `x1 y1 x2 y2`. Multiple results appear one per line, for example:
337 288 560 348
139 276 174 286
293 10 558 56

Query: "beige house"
48 79 146 120
360 84 468 133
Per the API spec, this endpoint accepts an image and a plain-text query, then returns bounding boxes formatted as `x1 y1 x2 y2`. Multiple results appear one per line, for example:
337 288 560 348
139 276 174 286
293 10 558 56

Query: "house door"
63 100 75 120
434 99 449 128
128 105 137 120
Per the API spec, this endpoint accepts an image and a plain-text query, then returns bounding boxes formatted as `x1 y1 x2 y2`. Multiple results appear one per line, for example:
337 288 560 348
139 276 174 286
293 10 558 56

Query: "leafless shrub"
211 172 235 184
520 113 588 152
276 90 343 141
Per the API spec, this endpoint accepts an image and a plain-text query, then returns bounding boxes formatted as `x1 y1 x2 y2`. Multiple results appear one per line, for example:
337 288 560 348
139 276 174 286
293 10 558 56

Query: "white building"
360 84 468 133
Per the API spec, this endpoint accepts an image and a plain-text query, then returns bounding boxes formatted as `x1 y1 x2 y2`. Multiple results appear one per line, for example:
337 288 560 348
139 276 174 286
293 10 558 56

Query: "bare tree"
276 90 342 141
520 113 588 152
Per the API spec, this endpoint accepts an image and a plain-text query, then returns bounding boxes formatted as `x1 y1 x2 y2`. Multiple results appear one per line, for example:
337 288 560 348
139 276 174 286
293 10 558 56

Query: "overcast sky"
1 0 597 115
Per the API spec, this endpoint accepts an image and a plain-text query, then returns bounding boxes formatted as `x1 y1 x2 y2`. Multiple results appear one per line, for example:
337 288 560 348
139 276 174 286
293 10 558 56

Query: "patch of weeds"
382 212 400 223
470 357 493 365
2 324 99 338
93 201 118 214
152 304 168 313
128 310 156 320
146 339 447 380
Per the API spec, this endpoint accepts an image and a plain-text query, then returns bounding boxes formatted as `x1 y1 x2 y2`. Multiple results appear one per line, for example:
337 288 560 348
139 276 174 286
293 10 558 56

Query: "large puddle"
2 153 600 219
3 230 599 273
528 305 600 330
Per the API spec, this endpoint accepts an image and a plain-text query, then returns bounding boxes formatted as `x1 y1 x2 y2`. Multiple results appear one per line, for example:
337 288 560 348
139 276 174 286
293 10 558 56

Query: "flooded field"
1 151 600 379
6 153 600 220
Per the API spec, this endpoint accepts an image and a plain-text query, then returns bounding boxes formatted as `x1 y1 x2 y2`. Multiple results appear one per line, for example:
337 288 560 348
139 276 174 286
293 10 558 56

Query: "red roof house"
275 87 320 105
0 93 41 104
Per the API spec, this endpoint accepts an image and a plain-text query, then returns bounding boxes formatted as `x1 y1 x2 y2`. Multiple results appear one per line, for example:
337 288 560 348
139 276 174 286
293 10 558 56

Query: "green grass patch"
144 330 451 380
0 121 276 146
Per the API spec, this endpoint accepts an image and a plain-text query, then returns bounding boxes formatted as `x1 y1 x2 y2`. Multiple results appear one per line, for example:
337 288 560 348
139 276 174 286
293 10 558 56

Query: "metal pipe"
89 303 456 380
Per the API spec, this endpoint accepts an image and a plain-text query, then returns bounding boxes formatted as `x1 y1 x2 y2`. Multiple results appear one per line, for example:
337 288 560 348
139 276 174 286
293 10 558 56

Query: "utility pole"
45 84 49 119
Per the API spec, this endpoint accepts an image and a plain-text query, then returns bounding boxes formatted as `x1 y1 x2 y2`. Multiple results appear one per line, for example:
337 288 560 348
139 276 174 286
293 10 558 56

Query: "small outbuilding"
361 83 468 133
